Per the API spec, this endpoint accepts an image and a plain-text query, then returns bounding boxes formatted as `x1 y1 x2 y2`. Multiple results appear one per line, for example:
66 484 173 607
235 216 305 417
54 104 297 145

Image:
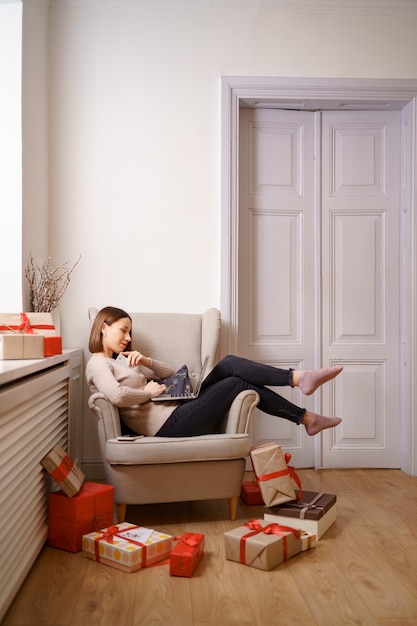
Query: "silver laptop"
151 355 209 402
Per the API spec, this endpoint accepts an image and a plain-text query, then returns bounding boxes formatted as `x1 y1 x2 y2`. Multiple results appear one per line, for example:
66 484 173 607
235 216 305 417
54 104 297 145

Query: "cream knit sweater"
85 355 180 436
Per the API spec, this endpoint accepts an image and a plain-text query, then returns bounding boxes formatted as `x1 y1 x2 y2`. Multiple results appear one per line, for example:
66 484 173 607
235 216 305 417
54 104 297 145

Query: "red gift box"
44 336 62 356
170 532 205 577
48 482 114 553
240 480 264 505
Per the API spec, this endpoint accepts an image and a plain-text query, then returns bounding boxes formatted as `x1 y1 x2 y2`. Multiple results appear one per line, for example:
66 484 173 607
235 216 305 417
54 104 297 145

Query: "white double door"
238 108 401 468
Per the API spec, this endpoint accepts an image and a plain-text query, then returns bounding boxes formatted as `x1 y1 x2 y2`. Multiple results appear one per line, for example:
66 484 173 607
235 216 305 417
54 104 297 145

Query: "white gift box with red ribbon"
0 312 56 336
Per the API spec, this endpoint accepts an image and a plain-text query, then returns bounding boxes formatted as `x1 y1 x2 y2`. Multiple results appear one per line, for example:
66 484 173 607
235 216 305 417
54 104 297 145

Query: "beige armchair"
87 307 260 522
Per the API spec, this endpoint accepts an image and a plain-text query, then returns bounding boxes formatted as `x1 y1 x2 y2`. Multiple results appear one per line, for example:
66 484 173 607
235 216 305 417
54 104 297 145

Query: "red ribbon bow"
239 520 301 565
93 525 148 567
50 454 74 482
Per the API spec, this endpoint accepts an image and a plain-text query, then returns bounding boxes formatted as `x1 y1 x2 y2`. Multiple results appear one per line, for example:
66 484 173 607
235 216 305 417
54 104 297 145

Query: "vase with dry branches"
25 253 81 313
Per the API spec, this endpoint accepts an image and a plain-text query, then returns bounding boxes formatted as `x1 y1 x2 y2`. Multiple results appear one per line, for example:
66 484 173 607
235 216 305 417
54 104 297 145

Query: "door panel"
321 111 401 467
238 109 317 466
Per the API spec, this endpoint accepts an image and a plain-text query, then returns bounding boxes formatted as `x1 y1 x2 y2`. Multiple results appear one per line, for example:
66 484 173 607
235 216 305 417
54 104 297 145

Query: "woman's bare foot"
302 411 342 436
295 366 343 396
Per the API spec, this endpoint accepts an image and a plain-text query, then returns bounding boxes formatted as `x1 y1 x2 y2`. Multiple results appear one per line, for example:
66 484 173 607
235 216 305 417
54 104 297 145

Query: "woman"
86 306 342 438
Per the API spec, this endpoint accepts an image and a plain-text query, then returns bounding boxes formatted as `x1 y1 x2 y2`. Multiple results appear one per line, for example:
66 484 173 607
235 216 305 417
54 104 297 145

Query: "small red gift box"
240 480 264 505
44 335 62 356
48 482 114 553
170 532 205 577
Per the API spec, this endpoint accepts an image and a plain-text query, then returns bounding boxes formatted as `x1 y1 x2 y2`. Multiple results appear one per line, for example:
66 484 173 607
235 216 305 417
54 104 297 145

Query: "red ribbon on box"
50 454 74 482
239 520 301 565
0 312 55 335
94 525 148 567
255 452 303 500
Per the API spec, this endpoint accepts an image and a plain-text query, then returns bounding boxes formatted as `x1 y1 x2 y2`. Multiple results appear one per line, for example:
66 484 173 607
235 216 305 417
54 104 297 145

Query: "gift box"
0 334 44 359
240 480 264 505
44 335 62 356
48 482 115 553
264 491 337 539
300 529 317 551
41 445 85 497
250 442 302 507
0 312 56 336
170 532 205 577
82 523 173 573
224 519 302 571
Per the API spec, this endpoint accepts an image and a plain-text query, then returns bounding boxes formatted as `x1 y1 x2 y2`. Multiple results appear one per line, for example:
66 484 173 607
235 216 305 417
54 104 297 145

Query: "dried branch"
25 253 81 312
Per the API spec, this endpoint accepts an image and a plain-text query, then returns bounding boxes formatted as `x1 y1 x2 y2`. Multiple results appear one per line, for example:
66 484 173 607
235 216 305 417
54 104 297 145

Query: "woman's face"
101 317 132 357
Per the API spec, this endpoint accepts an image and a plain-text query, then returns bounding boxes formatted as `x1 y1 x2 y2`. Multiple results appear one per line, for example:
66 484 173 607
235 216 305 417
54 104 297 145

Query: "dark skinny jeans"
155 354 306 437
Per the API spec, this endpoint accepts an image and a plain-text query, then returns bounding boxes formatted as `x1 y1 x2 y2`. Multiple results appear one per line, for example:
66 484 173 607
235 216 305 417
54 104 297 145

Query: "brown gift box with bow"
250 442 301 507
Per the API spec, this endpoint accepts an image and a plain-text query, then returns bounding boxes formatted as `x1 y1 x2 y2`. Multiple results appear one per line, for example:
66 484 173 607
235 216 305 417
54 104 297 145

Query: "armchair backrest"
88 307 221 377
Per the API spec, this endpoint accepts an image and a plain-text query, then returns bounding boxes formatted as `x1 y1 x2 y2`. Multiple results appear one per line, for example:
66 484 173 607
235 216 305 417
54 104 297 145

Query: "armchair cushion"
105 433 250 465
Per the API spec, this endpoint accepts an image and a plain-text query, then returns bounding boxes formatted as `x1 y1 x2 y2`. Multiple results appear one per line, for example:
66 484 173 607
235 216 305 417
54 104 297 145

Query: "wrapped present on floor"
48 482 114 553
240 480 264 505
0 334 44 359
224 519 302 571
0 312 56 336
170 532 205 577
41 444 85 497
250 442 302 507
264 491 337 539
82 523 173 573
299 529 317 551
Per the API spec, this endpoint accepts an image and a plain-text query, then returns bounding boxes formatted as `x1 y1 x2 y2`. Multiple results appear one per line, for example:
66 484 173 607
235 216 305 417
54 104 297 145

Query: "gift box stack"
41 445 115 553
223 441 337 570
249 441 337 540
0 312 62 358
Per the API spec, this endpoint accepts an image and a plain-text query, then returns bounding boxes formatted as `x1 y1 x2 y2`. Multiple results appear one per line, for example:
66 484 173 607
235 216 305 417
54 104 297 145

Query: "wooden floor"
3 468 417 626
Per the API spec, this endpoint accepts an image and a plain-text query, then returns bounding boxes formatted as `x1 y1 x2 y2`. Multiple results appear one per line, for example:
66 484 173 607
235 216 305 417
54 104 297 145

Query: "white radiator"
0 361 72 621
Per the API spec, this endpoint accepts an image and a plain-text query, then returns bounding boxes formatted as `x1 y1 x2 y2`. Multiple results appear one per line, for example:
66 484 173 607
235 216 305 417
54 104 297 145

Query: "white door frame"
221 76 417 476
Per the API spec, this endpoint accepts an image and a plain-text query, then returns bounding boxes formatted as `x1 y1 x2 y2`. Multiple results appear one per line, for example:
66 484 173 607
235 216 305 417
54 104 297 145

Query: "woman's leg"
156 376 306 437
202 355 342 396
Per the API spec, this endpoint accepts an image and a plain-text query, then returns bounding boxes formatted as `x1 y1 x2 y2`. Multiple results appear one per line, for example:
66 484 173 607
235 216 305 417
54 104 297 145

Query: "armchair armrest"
222 389 260 434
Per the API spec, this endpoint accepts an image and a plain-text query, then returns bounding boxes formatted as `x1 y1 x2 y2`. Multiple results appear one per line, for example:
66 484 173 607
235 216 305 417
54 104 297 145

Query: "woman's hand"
123 350 152 368
144 380 167 398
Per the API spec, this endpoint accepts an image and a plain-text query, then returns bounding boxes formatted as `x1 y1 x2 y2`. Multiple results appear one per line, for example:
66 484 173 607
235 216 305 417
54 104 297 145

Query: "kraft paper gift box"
170 532 205 577
250 442 302 507
41 444 85 497
264 491 337 539
48 482 115 553
299 529 317 551
0 312 56 336
82 523 173 573
240 480 264 505
0 334 44 359
224 519 302 571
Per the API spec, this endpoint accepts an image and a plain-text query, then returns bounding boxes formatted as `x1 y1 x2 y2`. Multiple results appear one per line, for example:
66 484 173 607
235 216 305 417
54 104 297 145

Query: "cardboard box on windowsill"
0 334 44 359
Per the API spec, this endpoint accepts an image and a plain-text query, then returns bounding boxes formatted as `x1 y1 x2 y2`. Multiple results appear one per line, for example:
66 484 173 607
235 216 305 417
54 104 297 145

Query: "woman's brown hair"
88 306 132 354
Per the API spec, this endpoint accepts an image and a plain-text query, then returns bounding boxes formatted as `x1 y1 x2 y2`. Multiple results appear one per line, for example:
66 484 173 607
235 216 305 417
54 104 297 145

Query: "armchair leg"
229 496 238 521
116 503 127 523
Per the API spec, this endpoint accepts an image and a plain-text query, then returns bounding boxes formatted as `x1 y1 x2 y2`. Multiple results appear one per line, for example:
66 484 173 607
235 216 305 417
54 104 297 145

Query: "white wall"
0 1 22 311
43 0 417 472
